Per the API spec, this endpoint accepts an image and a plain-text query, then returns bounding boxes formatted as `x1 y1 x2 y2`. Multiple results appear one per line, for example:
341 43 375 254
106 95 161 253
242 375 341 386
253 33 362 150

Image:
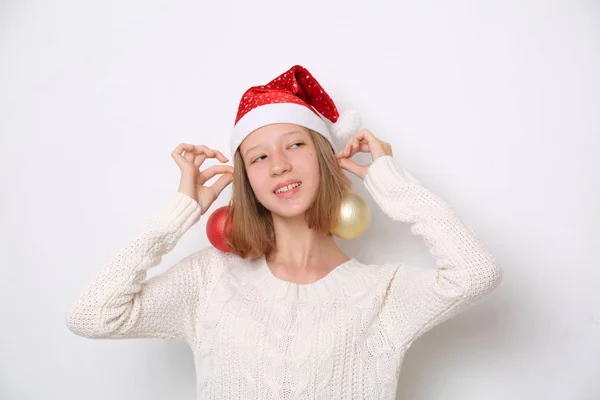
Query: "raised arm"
65 192 204 345
66 143 234 347
362 155 502 346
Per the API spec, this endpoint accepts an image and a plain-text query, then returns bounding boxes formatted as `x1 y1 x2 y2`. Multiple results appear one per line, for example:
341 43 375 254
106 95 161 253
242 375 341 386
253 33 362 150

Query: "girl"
67 65 502 399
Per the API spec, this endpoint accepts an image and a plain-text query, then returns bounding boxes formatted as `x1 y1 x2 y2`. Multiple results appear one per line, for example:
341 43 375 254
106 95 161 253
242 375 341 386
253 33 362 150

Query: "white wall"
1 1 598 399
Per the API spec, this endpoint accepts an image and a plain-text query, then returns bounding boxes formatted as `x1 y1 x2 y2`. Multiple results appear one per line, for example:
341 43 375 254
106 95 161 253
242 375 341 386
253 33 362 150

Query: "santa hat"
229 65 361 157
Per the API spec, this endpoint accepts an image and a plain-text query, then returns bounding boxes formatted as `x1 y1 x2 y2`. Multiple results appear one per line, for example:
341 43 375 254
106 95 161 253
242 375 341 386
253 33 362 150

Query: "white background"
1 0 598 399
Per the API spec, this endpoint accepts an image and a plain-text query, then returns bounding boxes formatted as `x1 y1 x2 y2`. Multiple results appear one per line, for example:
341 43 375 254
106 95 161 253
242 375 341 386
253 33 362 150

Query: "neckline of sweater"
239 255 363 303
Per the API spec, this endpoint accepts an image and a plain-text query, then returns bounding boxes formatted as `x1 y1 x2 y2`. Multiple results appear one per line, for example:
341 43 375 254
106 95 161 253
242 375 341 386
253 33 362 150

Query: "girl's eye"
251 143 304 164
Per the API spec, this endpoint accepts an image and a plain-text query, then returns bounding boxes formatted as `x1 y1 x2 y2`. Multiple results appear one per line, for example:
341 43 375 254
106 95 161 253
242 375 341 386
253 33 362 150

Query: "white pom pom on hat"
230 65 362 157
331 110 362 141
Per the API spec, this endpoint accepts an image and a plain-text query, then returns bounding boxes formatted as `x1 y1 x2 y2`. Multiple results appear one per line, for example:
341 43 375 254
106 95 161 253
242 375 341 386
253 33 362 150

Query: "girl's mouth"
274 182 302 198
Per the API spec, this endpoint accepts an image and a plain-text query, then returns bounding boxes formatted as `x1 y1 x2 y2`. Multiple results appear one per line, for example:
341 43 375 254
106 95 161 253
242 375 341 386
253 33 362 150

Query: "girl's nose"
270 152 291 176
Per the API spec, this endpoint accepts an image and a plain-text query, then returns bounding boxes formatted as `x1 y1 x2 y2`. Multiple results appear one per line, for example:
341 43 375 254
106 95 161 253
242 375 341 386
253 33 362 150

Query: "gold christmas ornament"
332 191 371 239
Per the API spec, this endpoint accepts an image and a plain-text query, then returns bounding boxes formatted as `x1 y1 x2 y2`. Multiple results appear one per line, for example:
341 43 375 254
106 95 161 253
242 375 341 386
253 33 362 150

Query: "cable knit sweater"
66 155 502 399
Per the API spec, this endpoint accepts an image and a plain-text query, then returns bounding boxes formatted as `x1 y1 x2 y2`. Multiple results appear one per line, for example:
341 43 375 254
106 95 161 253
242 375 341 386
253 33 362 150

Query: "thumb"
339 158 367 180
210 173 234 196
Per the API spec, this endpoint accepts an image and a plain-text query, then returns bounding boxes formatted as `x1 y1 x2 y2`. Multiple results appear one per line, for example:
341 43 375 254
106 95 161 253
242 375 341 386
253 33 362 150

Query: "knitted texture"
66 155 502 399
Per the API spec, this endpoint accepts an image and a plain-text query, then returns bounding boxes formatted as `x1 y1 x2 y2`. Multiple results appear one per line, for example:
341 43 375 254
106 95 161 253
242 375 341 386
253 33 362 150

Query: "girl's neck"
267 229 349 283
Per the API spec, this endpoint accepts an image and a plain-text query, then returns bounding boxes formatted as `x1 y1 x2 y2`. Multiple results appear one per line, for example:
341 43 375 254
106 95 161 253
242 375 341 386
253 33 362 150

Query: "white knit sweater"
66 155 502 399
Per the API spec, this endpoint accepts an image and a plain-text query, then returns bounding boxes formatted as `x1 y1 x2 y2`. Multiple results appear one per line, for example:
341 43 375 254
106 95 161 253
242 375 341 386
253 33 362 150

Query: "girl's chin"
266 202 312 219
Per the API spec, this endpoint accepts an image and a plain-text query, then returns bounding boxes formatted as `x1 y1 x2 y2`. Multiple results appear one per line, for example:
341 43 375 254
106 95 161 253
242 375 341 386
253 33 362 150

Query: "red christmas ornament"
206 205 233 252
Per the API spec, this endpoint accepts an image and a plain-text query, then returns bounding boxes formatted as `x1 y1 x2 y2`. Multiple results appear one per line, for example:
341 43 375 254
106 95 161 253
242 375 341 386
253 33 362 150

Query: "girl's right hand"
171 143 234 216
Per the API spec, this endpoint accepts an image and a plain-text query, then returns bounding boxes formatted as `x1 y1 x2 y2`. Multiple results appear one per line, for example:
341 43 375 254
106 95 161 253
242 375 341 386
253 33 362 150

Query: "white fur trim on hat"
230 103 334 157
331 110 362 140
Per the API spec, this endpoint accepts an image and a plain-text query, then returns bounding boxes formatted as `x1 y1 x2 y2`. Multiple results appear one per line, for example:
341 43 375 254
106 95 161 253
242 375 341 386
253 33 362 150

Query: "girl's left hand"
335 129 393 180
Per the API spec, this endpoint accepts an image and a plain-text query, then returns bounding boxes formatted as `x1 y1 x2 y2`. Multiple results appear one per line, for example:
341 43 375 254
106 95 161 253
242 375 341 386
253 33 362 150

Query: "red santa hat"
229 65 361 158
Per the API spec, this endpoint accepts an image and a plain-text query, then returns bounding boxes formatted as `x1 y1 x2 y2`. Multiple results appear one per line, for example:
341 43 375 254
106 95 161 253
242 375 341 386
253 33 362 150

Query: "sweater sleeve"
65 191 204 346
362 155 502 347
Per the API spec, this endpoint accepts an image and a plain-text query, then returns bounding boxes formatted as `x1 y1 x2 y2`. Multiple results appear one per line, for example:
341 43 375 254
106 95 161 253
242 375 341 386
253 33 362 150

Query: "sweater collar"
234 255 363 303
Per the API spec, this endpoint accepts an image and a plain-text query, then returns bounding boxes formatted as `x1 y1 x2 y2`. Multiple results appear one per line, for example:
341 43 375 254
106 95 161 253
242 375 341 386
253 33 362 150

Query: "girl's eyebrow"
244 131 303 157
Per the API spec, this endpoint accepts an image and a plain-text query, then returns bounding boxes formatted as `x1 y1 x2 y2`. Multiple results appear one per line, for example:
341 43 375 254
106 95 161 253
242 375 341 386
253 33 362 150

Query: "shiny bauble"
331 191 371 239
206 205 233 252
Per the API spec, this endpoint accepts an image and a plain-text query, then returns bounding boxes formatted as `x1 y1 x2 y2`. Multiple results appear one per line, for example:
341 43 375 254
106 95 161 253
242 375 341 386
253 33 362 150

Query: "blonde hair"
223 129 352 259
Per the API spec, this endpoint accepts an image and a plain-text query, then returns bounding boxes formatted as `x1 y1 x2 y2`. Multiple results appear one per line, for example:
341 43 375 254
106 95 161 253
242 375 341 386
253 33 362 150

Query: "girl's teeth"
276 183 301 194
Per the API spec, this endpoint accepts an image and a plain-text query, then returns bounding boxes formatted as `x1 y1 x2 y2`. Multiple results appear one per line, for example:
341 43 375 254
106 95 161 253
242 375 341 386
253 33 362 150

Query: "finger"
198 150 229 167
171 143 196 168
191 145 224 167
339 157 368 180
173 143 196 154
193 146 230 163
355 129 388 154
338 144 369 158
343 136 369 158
340 141 351 158
213 150 229 163
352 136 360 155
195 146 228 162
207 172 234 197
357 142 370 153
342 138 354 158
183 150 195 163
193 153 206 167
198 165 235 185
353 129 376 143
172 151 186 169
193 145 216 158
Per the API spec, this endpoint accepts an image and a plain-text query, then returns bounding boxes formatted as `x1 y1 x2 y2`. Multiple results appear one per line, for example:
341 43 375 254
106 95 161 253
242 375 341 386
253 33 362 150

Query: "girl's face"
239 123 321 218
